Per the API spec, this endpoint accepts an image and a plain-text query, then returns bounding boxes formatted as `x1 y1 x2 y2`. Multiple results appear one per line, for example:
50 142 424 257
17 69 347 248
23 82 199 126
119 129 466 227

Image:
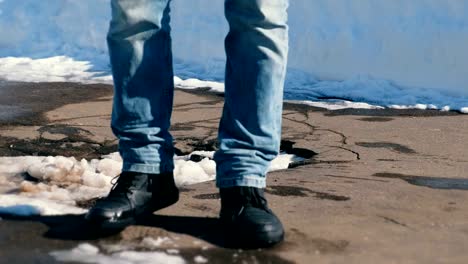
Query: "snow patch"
174 76 224 93
0 56 112 84
194 255 208 263
0 152 303 216
288 100 384 111
167 249 180 255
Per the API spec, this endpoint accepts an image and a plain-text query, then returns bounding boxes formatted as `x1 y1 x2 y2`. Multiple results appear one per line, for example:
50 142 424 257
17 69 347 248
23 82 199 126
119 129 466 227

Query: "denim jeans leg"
108 0 175 174
215 0 289 188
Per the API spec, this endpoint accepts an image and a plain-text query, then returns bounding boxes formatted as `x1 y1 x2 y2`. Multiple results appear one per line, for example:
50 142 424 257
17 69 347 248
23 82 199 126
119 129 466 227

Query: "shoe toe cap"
85 207 122 222
240 207 282 229
223 207 284 248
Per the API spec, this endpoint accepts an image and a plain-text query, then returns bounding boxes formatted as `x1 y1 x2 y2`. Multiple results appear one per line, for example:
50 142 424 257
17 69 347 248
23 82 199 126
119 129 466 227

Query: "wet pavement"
1 82 468 263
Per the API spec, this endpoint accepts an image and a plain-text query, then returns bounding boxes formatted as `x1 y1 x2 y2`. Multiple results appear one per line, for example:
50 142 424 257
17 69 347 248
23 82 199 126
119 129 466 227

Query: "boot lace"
109 174 137 196
244 187 269 210
221 187 269 214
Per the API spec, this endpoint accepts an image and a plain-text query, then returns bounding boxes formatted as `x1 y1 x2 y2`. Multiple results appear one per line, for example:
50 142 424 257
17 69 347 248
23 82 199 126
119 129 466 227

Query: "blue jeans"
108 0 289 188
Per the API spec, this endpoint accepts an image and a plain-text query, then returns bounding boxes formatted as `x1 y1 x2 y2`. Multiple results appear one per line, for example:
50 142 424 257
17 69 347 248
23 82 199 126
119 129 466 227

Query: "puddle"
358 117 394 122
266 185 350 201
193 193 220 200
312 191 350 201
356 142 416 154
373 173 468 190
192 186 351 201
266 186 309 197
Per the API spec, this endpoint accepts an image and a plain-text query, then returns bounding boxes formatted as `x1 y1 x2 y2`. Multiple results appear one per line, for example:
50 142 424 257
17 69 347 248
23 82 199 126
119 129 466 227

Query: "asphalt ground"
0 81 467 263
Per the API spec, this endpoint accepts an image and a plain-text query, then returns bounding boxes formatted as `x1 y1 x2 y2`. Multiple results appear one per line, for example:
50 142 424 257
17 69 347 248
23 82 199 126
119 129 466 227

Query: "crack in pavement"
335 146 361 160
377 215 414 230
283 113 361 161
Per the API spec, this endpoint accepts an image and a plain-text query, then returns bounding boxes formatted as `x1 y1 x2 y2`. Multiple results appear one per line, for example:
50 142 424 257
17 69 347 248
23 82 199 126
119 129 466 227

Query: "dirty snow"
0 151 302 216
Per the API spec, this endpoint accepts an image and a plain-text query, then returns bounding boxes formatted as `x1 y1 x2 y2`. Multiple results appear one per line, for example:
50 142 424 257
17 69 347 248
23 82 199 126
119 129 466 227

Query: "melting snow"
0 152 302 216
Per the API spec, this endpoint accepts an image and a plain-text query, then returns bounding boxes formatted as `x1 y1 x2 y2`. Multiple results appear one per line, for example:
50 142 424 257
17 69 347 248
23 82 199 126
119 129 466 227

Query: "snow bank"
287 0 468 97
0 0 109 70
0 56 112 83
0 0 467 111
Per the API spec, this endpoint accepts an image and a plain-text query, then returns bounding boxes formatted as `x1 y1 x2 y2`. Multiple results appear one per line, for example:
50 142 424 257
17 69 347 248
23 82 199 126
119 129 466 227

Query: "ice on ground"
0 151 303 216
50 243 186 264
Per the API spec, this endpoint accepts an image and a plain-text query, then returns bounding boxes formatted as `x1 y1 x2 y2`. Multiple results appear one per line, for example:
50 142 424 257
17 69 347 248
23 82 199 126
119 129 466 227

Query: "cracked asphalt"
1 81 468 263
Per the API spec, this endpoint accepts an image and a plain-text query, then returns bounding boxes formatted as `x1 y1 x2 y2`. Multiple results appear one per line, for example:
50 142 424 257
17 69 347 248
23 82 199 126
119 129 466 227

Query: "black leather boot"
219 186 284 248
85 171 179 229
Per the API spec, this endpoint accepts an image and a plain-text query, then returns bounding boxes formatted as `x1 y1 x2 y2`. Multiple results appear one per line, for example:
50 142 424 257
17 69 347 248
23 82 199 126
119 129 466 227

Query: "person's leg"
86 0 178 229
216 0 289 188
216 0 289 248
109 0 175 174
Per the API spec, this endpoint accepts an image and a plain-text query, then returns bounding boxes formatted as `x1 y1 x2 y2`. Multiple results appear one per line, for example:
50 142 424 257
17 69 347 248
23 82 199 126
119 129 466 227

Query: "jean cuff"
216 175 267 189
122 162 173 174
